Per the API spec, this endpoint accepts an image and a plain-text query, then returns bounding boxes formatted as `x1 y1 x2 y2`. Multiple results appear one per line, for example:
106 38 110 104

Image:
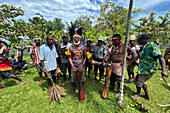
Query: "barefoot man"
40 35 59 93
69 34 87 95
0 40 24 91
31 38 43 84
107 34 137 96
131 33 168 101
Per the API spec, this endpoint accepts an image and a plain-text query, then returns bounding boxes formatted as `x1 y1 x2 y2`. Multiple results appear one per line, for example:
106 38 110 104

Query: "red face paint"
116 39 119 42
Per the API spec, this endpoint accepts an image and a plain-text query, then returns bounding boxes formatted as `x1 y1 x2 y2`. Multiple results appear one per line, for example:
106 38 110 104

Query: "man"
8 54 16 64
54 39 61 80
0 40 24 91
92 36 107 84
39 35 59 93
164 47 170 72
131 33 168 101
13 56 28 74
60 35 72 86
31 38 43 84
85 39 93 79
107 34 137 96
69 34 87 95
127 35 140 83
8 54 16 69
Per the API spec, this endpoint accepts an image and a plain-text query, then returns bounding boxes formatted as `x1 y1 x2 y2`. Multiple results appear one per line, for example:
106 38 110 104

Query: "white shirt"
39 44 58 71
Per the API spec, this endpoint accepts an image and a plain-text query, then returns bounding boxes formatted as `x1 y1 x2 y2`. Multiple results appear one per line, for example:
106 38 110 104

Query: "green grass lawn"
0 56 170 113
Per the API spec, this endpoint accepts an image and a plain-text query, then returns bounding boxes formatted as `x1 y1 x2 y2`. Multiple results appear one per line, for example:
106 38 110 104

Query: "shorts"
0 70 14 78
45 70 57 79
110 72 122 83
36 63 42 75
60 63 71 75
71 66 86 83
133 74 153 87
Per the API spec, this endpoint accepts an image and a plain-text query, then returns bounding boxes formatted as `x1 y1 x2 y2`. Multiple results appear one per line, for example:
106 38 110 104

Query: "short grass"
0 56 170 113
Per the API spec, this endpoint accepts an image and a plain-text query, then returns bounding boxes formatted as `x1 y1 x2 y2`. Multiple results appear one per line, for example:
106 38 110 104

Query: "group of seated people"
8 55 27 74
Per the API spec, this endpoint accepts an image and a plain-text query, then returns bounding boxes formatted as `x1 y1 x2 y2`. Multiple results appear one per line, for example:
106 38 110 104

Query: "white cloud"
0 0 169 25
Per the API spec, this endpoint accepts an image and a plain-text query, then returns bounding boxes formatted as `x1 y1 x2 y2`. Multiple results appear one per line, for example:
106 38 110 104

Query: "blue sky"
0 0 169 24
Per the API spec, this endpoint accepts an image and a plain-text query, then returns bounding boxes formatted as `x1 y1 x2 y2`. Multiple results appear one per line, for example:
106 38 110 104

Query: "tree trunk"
21 47 26 60
21 50 24 60
118 0 133 105
16 48 20 61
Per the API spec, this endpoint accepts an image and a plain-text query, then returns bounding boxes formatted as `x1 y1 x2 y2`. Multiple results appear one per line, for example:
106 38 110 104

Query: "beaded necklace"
112 41 122 54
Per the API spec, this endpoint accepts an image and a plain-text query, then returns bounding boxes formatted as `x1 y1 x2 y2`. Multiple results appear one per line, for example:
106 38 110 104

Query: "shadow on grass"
161 83 170 91
3 79 17 87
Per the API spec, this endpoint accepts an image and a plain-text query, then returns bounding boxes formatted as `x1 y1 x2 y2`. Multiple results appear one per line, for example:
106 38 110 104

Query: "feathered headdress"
68 22 83 41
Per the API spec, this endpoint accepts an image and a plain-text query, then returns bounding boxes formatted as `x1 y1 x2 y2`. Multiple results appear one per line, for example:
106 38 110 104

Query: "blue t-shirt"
13 60 27 69
92 44 107 59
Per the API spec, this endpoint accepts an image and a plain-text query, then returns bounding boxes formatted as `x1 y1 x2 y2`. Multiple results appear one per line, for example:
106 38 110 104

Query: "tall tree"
0 5 40 59
132 11 170 44
118 0 133 105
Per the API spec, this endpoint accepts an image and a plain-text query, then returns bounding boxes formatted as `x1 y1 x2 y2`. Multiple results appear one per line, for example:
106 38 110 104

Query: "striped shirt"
31 46 40 64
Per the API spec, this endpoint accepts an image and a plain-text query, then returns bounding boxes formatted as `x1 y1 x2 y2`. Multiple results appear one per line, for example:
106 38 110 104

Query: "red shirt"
31 45 41 64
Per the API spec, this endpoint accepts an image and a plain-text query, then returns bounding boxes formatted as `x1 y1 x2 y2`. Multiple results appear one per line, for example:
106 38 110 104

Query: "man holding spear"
39 35 59 93
107 34 137 96
69 34 87 101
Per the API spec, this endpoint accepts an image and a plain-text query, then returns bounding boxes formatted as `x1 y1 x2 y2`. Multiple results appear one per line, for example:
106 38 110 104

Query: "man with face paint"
127 35 140 83
131 33 168 101
60 35 72 86
92 36 107 84
107 34 137 97
40 35 59 93
31 38 44 84
69 34 87 95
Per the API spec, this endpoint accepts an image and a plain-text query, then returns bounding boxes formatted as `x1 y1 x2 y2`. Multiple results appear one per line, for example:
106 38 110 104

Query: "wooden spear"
118 0 133 105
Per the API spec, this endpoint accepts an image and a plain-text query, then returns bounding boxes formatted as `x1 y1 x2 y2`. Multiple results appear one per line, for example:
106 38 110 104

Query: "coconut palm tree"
118 0 133 105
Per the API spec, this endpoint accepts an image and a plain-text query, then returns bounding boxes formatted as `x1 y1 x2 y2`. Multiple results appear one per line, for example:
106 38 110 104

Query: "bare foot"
140 95 151 101
131 94 140 99
99 80 103 84
17 80 25 86
70 88 75 95
59 82 65 87
37 79 43 84
48 88 52 93
93 79 96 83
0 88 2 91
115 93 120 97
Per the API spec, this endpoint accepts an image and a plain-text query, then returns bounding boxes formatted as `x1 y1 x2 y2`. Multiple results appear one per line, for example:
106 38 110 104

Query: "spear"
37 64 66 104
118 0 133 105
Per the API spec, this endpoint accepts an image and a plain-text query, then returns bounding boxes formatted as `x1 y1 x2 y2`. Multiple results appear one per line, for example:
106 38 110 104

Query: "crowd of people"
0 32 169 102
